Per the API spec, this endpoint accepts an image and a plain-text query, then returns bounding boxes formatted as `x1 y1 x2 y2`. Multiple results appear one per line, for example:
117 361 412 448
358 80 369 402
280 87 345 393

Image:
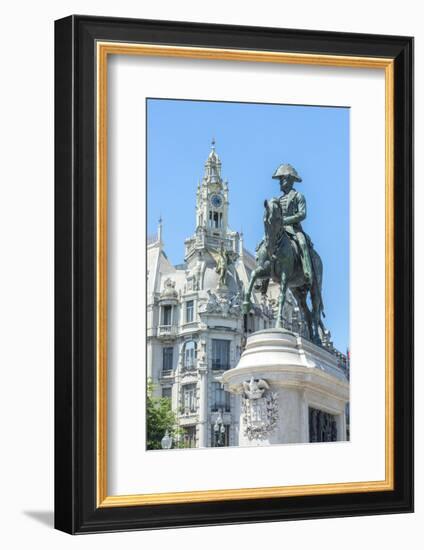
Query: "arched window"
183 340 197 369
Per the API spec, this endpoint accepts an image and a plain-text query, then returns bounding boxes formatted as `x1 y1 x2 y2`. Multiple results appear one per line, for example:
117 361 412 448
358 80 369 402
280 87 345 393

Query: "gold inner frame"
96 42 395 508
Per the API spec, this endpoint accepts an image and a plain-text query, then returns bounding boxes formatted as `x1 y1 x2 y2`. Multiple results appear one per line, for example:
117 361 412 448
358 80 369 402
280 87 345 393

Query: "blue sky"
147 98 349 352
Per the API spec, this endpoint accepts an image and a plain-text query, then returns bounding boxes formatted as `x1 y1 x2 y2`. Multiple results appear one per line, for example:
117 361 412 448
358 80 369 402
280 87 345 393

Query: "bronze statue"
243 164 325 344
273 164 313 285
211 242 234 288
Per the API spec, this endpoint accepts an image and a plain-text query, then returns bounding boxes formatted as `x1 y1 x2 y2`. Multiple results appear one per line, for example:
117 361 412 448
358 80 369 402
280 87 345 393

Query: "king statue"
243 162 326 345
272 164 313 286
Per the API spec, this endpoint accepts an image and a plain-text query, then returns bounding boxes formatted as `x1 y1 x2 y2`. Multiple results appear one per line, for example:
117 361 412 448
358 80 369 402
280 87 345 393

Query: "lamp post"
161 429 173 450
213 409 226 447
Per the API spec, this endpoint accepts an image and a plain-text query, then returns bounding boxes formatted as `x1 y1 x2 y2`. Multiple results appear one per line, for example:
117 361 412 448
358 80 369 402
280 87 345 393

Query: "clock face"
210 194 223 208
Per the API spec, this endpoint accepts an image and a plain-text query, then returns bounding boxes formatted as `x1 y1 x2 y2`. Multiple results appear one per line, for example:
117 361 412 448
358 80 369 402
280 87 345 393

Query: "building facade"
147 142 346 448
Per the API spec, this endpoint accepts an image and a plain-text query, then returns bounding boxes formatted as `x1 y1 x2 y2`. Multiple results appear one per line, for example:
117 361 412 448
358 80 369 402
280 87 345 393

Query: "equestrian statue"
242 163 325 345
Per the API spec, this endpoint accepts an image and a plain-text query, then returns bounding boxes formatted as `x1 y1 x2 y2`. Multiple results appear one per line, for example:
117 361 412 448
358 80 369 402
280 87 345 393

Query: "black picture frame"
55 14 413 534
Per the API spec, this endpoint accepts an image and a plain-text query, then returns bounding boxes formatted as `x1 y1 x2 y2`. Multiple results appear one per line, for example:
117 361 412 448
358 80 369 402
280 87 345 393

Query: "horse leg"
276 273 287 329
243 265 268 314
293 288 312 339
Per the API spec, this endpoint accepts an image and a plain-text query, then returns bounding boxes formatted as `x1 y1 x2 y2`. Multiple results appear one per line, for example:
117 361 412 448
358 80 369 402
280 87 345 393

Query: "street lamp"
161 429 173 450
213 409 226 447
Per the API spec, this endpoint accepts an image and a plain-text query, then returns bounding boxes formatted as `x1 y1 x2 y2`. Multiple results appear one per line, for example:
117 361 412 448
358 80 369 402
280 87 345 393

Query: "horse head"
264 198 283 249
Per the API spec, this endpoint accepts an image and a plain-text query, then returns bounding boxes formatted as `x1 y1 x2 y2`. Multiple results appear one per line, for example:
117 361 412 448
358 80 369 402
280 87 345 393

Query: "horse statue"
242 198 325 345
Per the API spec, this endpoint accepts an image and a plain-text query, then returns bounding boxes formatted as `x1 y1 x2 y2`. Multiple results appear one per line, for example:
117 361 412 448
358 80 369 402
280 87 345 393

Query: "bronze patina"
243 164 325 344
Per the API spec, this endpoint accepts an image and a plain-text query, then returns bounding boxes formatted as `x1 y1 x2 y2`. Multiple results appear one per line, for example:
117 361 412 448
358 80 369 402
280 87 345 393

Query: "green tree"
146 379 181 450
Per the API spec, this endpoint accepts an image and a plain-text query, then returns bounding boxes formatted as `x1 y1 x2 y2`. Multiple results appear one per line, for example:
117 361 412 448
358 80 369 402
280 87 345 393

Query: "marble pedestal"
222 329 349 446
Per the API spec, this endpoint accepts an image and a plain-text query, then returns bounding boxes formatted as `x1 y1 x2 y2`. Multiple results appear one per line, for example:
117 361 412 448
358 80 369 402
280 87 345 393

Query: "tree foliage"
146 379 181 450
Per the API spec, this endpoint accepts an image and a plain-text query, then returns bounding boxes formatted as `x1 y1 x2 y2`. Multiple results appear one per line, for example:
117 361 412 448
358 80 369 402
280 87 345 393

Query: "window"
182 384 197 414
309 408 338 442
209 211 222 229
211 424 230 447
211 382 231 412
162 305 172 326
183 340 197 369
345 403 350 441
162 387 172 400
162 347 173 373
183 426 196 448
212 339 230 370
186 300 194 323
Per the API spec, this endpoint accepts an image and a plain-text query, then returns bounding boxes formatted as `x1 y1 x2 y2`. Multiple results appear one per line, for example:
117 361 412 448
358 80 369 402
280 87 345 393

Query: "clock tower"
185 140 241 278
195 139 229 237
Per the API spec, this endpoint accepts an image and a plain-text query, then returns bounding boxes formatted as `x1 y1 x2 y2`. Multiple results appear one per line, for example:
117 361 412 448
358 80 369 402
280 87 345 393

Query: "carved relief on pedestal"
241 377 278 440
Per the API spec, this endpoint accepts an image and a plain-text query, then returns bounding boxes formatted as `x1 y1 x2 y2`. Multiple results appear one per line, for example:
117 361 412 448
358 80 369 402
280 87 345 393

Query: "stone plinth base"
222 329 349 446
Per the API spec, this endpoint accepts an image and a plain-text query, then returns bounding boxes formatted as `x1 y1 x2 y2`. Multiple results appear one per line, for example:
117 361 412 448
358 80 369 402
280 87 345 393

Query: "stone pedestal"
222 329 349 446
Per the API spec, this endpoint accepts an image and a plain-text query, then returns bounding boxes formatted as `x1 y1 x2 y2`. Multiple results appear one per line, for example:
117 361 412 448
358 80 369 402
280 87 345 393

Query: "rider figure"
272 163 313 286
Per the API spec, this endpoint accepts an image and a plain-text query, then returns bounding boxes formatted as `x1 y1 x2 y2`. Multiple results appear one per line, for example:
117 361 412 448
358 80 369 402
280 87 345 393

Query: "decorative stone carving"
241 377 278 440
242 377 269 399
257 299 274 320
161 277 178 298
198 290 242 318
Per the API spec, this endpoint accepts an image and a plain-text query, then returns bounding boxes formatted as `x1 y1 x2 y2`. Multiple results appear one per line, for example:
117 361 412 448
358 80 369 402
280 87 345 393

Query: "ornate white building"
147 141 346 448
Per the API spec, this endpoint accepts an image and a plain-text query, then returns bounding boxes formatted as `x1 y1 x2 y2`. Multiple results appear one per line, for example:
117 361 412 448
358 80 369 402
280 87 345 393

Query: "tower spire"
157 215 163 245
188 141 230 261
204 138 222 183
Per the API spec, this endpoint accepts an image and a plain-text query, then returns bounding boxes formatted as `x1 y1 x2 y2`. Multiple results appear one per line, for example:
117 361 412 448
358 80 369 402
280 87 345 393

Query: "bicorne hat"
272 163 302 182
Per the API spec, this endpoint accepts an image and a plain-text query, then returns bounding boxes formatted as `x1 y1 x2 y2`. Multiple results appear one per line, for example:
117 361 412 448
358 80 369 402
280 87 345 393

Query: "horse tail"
311 249 325 318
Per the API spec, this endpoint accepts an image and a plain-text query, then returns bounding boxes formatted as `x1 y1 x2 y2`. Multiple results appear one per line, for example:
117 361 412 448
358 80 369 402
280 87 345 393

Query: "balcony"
160 369 174 379
157 325 177 339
